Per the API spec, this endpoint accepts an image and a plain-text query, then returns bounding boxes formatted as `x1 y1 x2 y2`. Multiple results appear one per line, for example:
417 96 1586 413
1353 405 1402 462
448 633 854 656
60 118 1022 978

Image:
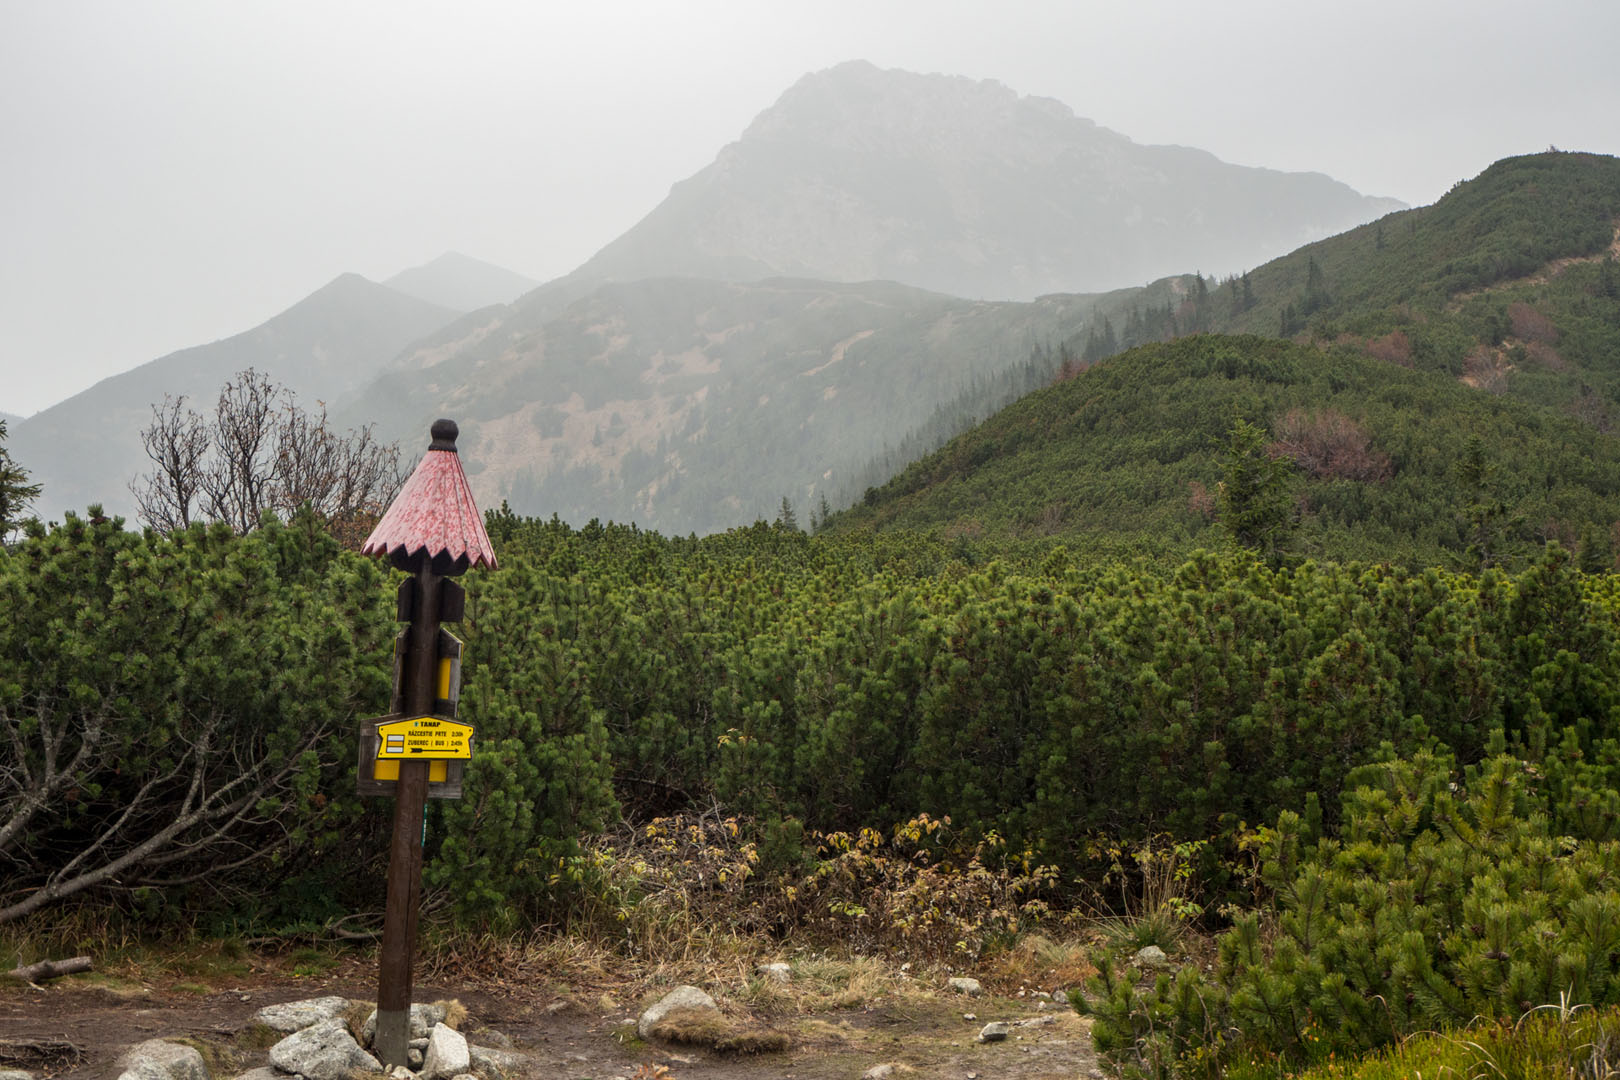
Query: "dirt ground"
0 960 1101 1080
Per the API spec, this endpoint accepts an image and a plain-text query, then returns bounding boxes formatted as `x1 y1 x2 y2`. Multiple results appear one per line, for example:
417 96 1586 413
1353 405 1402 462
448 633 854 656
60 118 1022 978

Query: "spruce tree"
1217 419 1296 560
0 419 42 540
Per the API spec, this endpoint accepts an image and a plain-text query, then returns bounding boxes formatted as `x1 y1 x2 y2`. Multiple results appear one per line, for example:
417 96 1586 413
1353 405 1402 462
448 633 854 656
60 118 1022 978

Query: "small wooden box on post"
358 418 497 1068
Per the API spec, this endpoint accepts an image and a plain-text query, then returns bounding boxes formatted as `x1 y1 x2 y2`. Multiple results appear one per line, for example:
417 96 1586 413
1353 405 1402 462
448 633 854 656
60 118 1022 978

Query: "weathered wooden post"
358 419 497 1067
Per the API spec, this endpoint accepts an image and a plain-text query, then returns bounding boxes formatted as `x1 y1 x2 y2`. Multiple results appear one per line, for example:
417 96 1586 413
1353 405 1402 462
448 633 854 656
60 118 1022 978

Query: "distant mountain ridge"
384 252 540 312
333 274 1211 535
574 60 1403 300
18 64 1424 535
12 274 460 522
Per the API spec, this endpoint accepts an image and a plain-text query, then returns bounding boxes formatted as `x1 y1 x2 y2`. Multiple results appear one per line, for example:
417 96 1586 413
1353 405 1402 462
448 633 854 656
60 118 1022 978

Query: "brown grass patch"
434 997 468 1030
981 933 1096 994
645 1006 792 1054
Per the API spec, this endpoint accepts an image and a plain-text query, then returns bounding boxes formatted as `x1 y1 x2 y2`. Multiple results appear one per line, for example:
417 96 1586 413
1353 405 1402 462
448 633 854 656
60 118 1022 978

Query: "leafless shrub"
1187 481 1216 521
1364 329 1413 368
1463 346 1511 394
1524 340 1568 372
1569 388 1615 434
1268 408 1392 483
1508 301 1559 344
131 369 404 543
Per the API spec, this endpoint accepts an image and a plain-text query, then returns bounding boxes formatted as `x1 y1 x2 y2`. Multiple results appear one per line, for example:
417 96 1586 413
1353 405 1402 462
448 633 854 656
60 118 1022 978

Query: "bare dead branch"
5 956 92 983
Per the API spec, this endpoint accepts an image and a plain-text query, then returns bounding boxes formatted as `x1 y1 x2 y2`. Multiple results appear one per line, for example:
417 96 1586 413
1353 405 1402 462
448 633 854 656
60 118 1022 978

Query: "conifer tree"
1455 434 1520 570
1217 419 1296 560
1578 521 1614 573
0 419 42 540
1302 256 1331 315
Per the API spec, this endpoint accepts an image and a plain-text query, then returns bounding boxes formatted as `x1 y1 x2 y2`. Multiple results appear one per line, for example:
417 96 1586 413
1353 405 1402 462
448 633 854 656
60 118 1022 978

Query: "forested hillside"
1072 152 1620 425
833 334 1620 567
833 153 1620 566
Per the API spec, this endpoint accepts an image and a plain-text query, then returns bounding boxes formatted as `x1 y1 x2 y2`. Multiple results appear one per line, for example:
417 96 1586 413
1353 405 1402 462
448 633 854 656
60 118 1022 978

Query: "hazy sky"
5 0 1618 417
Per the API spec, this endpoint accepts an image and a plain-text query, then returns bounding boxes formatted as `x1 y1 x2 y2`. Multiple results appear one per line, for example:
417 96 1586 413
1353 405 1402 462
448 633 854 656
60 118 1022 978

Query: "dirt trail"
0 974 1100 1080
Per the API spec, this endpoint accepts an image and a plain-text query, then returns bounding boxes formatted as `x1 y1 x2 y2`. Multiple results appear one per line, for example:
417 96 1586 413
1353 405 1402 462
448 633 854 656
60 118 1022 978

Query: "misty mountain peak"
740 61 1065 150
575 62 1402 300
385 252 540 311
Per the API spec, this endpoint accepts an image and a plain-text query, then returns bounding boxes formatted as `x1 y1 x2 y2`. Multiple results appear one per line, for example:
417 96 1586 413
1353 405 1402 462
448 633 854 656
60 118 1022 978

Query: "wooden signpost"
358 419 497 1068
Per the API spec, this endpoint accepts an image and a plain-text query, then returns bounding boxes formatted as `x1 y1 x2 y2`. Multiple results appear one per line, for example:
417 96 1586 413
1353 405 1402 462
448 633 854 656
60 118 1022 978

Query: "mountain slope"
833 154 1620 563
1204 151 1620 332
573 60 1403 300
1067 152 1620 431
336 275 1179 535
832 334 1620 566
384 252 540 312
12 275 459 522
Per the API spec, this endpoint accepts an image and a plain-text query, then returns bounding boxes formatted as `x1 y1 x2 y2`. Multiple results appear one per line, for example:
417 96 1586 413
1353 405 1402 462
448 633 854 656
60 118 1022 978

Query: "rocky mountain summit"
574 60 1404 299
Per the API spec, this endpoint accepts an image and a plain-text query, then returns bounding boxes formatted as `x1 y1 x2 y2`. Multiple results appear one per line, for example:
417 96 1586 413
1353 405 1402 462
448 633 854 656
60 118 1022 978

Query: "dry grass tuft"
435 998 468 1030
236 1023 283 1053
168 1036 243 1079
982 932 1095 993
787 955 900 1011
646 1006 791 1054
340 1001 373 1043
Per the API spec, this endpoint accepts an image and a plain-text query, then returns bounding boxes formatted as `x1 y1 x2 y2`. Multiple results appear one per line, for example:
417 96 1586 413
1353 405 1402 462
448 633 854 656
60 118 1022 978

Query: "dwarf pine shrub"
1077 748 1620 1078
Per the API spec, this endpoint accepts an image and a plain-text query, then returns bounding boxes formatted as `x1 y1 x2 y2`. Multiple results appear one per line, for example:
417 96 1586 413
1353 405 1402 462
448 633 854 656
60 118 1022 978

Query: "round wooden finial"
429 418 459 451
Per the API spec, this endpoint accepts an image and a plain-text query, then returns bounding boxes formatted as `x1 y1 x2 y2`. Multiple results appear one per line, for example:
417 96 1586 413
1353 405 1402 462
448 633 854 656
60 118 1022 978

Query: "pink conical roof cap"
362 419 498 572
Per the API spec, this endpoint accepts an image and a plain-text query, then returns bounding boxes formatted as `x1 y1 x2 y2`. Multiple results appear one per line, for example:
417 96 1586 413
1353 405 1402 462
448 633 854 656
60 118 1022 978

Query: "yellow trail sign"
374 715 474 760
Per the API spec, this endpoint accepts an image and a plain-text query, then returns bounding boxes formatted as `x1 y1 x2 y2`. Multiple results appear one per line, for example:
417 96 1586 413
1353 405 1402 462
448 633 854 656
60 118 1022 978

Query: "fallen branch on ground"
4 955 93 983
0 1036 85 1067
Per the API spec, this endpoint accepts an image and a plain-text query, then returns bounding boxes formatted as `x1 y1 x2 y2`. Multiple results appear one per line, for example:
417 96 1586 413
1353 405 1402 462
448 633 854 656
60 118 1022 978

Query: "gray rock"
978 1021 1011 1043
420 1023 471 1080
409 1047 424 1068
229 1070 282 1080
755 962 792 984
1134 945 1170 968
863 1066 896 1080
362 1001 450 1045
469 1044 527 1077
947 976 982 996
388 1068 414 1080
636 985 718 1039
269 1018 382 1080
0 1070 35 1080
470 1027 513 1048
252 995 355 1033
117 1039 209 1080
